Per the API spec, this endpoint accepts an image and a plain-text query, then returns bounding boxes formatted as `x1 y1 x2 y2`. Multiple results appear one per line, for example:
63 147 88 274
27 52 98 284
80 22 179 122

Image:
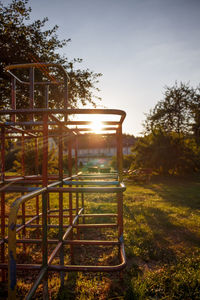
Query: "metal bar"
0 264 42 270
71 127 117 132
0 242 126 272
29 67 34 121
16 213 42 233
74 136 80 238
35 138 40 237
117 125 124 240
48 242 62 264
42 112 49 299
78 174 118 179
8 224 70 229
1 127 5 282
5 62 70 81
47 207 83 265
0 122 37 137
21 134 26 249
63 180 119 186
64 73 68 117
73 224 117 228
44 85 49 108
58 124 64 285
63 240 119 245
1 212 117 224
26 266 48 300
11 77 16 122
6 239 119 245
2 183 125 193
48 243 126 272
0 108 126 119
3 238 119 245
48 185 126 193
68 141 74 263
80 213 117 217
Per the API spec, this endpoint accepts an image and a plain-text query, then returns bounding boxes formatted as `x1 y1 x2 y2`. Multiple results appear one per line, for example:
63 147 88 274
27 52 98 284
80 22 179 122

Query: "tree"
132 131 199 175
144 82 199 137
0 0 101 110
13 139 58 175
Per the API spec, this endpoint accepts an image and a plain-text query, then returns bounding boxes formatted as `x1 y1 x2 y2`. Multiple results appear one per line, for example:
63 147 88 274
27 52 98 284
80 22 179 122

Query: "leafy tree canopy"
144 82 200 144
132 82 200 175
0 0 102 110
132 131 200 175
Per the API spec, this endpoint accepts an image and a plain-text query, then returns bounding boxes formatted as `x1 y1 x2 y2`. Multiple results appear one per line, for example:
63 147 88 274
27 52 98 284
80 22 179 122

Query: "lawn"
1 176 200 299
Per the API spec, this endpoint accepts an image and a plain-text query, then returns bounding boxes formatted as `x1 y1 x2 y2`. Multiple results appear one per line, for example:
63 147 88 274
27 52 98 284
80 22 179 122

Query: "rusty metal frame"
0 63 126 299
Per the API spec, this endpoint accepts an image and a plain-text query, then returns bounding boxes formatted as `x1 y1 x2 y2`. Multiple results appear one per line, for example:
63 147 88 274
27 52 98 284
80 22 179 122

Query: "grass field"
1 175 200 299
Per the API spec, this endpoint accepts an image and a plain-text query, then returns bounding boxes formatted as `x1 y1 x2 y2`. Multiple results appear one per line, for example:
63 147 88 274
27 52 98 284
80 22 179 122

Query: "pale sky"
6 0 200 135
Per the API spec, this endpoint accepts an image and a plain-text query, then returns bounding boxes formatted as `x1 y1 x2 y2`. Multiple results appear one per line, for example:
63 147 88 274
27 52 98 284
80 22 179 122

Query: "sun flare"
90 119 103 134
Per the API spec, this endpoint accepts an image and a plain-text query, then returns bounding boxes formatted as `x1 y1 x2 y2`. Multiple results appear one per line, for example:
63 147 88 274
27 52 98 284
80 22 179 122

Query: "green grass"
1 176 200 299
122 177 200 299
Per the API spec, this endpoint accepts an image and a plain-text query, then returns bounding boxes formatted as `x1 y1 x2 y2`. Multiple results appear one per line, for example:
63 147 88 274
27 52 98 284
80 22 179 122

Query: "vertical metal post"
35 138 39 175
81 189 85 224
35 138 39 236
21 134 26 252
64 77 68 122
11 77 16 123
75 137 78 175
29 67 34 121
68 141 74 263
45 85 49 108
117 125 123 238
42 112 49 299
75 137 79 239
44 85 50 224
1 127 5 281
68 141 72 178
58 125 64 285
21 134 25 176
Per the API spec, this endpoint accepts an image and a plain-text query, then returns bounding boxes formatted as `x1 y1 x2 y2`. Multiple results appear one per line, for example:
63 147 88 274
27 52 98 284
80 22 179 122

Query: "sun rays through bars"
0 63 126 299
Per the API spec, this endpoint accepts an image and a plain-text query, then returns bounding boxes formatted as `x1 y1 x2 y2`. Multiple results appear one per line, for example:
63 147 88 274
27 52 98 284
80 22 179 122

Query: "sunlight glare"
90 119 103 134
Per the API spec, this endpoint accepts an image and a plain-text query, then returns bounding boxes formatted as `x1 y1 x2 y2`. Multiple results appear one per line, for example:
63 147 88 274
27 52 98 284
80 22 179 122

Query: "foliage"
4 139 18 172
144 82 200 136
139 82 200 175
63 154 75 173
13 139 58 174
132 131 200 175
0 0 101 111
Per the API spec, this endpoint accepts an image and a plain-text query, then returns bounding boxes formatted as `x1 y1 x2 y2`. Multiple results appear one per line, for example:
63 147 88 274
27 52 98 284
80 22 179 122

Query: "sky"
5 0 200 135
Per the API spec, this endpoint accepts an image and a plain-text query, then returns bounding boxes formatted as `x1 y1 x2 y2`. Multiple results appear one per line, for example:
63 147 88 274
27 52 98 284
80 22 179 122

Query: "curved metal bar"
5 63 70 84
48 242 126 272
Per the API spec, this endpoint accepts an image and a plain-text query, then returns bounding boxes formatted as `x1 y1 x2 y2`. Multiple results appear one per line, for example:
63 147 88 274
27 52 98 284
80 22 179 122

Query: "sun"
90 119 103 134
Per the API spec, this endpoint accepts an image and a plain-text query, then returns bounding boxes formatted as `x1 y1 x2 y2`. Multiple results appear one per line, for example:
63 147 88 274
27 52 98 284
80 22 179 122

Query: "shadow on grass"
124 203 200 265
150 176 200 210
143 206 200 248
124 204 177 264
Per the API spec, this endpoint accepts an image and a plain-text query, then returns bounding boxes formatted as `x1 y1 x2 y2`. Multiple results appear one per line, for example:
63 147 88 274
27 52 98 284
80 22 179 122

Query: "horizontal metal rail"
0 242 126 274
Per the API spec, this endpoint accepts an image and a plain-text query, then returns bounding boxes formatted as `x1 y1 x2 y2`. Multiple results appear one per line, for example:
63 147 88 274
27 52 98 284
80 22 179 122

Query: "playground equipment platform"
0 63 126 299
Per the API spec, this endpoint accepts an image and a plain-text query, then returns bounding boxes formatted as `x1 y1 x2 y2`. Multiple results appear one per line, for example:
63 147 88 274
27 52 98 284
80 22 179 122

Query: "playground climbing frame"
0 63 126 299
